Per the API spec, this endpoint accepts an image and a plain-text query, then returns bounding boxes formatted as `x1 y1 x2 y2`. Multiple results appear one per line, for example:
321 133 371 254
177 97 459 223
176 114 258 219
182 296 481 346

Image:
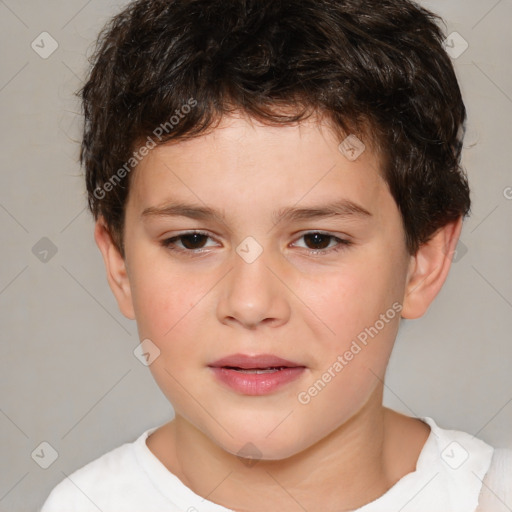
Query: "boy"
41 0 512 510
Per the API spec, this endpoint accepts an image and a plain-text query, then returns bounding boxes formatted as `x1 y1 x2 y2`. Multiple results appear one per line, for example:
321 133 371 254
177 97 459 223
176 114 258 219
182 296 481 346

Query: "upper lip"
208 353 304 369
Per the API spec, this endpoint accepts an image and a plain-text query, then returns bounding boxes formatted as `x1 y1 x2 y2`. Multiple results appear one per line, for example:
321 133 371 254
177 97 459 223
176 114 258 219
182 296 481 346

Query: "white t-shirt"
40 416 512 512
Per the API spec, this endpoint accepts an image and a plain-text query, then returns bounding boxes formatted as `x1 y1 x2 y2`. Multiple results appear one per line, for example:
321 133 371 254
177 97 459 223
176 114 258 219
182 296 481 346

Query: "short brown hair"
80 0 470 256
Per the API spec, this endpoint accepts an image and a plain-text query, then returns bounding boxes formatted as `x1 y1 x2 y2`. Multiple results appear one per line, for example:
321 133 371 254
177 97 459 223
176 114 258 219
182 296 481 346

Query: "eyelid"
161 230 219 250
290 231 352 255
291 229 351 242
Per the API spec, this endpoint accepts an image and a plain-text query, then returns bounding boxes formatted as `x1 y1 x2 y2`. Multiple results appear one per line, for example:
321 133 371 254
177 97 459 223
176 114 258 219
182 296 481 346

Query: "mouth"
208 353 304 370
221 366 291 374
208 354 306 395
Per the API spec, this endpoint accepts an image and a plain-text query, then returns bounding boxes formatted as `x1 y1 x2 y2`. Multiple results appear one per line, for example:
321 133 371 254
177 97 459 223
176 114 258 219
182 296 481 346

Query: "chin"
210 423 312 462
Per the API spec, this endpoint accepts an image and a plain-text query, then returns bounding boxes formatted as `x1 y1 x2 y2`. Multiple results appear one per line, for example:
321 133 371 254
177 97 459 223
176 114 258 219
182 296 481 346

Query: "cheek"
294 267 401 430
130 263 208 399
129 258 202 340
303 256 401 346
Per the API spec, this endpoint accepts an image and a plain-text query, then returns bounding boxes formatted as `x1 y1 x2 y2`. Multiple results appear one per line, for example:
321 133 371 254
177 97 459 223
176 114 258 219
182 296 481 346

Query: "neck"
149 385 428 512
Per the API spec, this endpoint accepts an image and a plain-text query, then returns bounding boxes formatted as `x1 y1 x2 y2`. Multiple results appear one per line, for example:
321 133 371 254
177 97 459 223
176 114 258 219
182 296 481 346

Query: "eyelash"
160 230 352 257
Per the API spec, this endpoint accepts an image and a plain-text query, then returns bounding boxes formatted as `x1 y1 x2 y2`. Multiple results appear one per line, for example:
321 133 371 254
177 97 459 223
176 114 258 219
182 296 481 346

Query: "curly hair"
79 0 470 256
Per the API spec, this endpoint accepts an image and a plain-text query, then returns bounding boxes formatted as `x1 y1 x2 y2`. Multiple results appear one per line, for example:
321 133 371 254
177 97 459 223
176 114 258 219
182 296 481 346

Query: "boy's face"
111 115 415 459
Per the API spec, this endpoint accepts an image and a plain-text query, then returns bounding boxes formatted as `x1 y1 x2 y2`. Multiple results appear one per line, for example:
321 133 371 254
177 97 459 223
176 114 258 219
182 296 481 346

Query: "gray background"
0 0 511 510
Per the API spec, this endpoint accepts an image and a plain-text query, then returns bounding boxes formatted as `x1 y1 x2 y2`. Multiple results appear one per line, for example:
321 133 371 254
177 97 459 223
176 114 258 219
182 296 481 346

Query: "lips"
208 353 304 370
208 353 306 395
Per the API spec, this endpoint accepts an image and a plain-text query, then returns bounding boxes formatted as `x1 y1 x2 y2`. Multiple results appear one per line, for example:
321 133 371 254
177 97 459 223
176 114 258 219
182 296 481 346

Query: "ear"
401 216 463 319
94 218 135 320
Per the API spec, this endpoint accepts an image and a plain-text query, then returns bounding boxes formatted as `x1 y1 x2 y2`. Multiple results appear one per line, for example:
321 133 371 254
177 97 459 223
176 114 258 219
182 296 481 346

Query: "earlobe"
94 218 136 320
401 216 463 319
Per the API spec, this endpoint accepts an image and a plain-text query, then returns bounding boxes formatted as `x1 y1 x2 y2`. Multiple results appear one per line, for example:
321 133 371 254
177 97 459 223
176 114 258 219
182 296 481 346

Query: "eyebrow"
141 199 372 223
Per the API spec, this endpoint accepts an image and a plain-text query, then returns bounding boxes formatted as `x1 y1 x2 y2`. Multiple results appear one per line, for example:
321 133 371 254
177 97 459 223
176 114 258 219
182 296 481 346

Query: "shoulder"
40 429 156 512
419 416 495 473
477 446 512 509
490 446 512 484
411 417 496 510
490 446 512 466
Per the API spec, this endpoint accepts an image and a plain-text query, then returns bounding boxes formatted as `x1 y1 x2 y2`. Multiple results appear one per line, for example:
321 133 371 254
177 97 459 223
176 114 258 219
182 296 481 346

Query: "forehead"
127 114 390 222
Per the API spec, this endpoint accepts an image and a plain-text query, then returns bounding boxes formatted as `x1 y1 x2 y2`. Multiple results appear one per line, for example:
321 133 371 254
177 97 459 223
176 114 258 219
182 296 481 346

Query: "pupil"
180 234 331 251
182 233 206 249
305 233 330 250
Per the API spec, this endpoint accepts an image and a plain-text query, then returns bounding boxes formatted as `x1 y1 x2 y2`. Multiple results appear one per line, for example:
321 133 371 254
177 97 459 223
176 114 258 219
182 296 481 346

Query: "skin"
95 113 462 511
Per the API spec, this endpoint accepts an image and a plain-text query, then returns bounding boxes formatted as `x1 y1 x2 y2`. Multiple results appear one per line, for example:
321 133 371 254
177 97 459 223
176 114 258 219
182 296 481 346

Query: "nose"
216 245 291 330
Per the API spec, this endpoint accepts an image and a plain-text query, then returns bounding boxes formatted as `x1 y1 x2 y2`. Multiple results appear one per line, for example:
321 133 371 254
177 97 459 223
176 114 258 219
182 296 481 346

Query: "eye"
160 230 352 257
292 232 352 255
161 231 217 253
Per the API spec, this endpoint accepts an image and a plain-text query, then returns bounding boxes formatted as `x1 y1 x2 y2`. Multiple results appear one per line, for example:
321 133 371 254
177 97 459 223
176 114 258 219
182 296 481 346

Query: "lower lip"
209 367 306 395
